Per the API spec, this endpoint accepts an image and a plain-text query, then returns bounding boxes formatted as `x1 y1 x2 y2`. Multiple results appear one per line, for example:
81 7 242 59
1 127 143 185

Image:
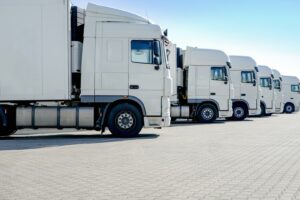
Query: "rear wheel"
107 103 143 138
284 103 294 114
232 105 247 121
260 103 266 117
0 108 17 137
196 104 217 123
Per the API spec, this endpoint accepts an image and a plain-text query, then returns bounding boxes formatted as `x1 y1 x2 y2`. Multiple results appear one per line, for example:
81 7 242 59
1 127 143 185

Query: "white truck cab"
272 69 284 113
258 65 275 116
282 76 300 113
170 47 233 123
229 56 261 120
0 1 171 137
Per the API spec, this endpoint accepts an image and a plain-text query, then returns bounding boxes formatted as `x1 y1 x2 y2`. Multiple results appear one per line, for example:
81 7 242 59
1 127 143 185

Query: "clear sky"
72 0 300 78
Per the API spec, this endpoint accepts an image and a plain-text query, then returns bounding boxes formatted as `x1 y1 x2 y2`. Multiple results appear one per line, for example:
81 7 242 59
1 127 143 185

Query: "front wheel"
232 105 247 121
196 104 217 123
284 104 294 114
107 103 143 138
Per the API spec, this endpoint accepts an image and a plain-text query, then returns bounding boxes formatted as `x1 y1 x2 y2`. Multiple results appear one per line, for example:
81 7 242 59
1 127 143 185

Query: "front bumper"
144 116 170 128
248 108 261 116
219 110 233 118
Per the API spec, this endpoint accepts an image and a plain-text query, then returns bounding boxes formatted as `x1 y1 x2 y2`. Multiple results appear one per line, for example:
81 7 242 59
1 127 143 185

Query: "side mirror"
253 80 257 86
153 57 161 66
224 76 228 84
153 40 160 57
269 85 272 90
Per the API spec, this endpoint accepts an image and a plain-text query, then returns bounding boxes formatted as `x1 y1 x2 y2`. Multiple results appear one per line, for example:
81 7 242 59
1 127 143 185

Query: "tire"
232 105 247 121
284 103 294 114
260 103 266 117
107 103 143 138
196 104 217 123
0 110 16 137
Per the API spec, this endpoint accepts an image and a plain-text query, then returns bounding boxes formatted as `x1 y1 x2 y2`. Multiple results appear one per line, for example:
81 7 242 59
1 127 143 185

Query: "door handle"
130 85 139 90
241 93 246 97
210 93 216 96
291 98 294 100
154 65 160 70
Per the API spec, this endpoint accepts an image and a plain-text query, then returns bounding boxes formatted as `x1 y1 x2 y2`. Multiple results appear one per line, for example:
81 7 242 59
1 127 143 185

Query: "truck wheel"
284 103 294 114
260 103 266 117
0 114 16 137
107 103 143 138
232 105 247 121
196 104 217 123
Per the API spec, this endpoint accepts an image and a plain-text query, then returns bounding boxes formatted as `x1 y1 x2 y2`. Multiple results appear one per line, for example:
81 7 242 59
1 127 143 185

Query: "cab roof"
86 3 151 24
229 56 257 71
184 47 229 67
282 76 300 84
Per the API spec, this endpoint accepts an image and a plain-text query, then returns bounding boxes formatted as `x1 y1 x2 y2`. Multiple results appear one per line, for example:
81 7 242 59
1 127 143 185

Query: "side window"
211 67 227 81
241 71 255 83
260 78 272 88
131 40 161 64
291 85 300 92
273 80 281 90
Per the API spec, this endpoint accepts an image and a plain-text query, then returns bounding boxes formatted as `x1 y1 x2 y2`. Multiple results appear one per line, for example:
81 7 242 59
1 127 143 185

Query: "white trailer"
0 0 172 137
257 65 275 116
272 69 284 113
282 76 300 113
228 56 261 120
170 46 233 123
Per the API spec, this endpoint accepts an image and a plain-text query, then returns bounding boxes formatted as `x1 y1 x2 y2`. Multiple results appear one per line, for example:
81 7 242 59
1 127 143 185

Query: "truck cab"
258 65 275 116
282 76 300 113
0 1 171 137
229 56 261 120
170 47 233 123
272 69 284 113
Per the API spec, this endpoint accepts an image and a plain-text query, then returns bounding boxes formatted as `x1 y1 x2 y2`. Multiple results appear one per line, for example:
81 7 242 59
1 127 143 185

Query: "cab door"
260 77 273 109
241 71 258 109
129 39 164 116
210 66 230 111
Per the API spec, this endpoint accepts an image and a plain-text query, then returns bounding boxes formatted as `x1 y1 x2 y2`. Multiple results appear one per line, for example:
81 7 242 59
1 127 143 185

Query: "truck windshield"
273 80 281 90
291 85 300 92
241 71 255 83
260 77 272 88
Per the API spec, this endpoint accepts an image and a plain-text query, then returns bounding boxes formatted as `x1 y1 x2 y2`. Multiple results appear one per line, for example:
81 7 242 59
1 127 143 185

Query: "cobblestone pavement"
1 113 300 200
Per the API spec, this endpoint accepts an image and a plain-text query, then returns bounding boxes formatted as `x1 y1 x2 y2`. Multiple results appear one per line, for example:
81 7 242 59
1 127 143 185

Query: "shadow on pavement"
0 133 159 151
171 119 253 127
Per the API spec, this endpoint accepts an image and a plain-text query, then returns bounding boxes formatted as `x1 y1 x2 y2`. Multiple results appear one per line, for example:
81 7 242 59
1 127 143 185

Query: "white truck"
272 69 284 113
258 65 275 116
170 46 233 123
282 76 300 113
228 56 261 120
0 0 172 137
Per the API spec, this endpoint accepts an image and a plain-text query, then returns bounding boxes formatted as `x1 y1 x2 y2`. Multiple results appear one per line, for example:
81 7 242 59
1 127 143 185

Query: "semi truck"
282 76 300 113
228 56 261 120
0 0 172 137
170 46 233 123
272 69 284 113
258 66 275 116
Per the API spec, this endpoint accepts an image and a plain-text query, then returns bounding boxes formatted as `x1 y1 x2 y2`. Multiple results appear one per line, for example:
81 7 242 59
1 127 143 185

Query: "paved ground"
1 113 300 200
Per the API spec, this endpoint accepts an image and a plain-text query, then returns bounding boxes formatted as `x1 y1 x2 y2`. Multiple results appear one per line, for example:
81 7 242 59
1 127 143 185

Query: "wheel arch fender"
232 99 250 114
101 97 146 130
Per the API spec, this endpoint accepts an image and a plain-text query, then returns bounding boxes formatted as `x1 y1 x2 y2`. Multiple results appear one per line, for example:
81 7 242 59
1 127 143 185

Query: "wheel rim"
234 107 245 118
201 107 214 120
286 105 293 112
116 112 135 130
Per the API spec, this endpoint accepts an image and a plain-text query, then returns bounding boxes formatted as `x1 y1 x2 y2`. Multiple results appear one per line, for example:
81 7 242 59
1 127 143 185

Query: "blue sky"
72 0 300 78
